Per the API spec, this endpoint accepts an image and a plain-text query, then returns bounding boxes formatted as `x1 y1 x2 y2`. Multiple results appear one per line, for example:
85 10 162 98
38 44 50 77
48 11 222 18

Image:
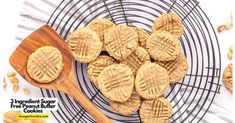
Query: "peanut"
12 83 19 92
23 88 30 94
8 76 19 84
7 71 16 77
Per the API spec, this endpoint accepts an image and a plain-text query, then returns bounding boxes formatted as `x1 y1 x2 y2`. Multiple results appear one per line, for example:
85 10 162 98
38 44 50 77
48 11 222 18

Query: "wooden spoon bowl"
9 25 111 123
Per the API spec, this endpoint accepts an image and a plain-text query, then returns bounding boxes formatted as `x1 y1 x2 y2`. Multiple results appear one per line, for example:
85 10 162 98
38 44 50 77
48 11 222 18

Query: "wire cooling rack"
40 0 222 122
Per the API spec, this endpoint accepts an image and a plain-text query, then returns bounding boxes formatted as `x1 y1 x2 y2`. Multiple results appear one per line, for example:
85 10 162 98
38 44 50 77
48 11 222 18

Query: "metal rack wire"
41 0 221 122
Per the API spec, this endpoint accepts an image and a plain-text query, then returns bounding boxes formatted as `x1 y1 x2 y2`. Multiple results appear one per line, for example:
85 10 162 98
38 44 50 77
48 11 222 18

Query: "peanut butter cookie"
4 111 21 123
152 12 184 38
146 31 180 61
140 97 172 123
27 46 64 83
98 64 134 102
67 27 103 63
104 25 138 60
135 63 169 99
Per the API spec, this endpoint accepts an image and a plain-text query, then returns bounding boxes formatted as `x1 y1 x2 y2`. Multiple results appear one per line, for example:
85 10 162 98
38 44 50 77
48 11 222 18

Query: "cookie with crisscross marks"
104 25 138 60
110 90 141 116
135 62 169 99
152 12 184 38
146 31 180 61
27 46 64 83
87 55 116 86
140 97 172 123
98 64 134 102
120 46 150 75
67 27 103 63
87 18 115 50
156 52 188 84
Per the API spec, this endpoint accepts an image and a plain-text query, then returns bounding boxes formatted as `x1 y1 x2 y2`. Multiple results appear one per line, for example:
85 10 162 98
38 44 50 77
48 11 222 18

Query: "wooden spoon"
9 25 112 123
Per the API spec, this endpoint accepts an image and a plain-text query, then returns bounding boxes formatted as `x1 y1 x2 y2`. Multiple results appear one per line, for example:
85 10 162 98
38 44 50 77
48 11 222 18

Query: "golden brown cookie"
146 31 180 61
87 55 116 85
135 63 169 99
135 27 149 48
87 18 115 42
4 111 21 123
156 52 188 84
140 97 172 123
104 25 138 60
110 90 141 116
98 64 134 102
152 12 184 38
223 64 233 92
67 27 103 63
27 46 64 83
120 46 150 75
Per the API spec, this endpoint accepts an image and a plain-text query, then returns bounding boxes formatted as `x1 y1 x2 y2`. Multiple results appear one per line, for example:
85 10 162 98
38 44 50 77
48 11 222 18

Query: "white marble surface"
0 0 234 123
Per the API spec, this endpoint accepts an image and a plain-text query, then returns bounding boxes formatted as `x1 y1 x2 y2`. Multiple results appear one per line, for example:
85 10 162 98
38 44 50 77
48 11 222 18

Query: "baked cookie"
135 27 149 48
135 62 169 99
27 46 64 83
152 12 184 38
110 90 141 116
98 64 134 102
146 31 180 61
140 97 172 123
120 46 150 75
104 25 138 60
156 52 188 84
87 18 115 50
67 27 103 63
87 55 116 85
223 64 233 92
4 111 21 123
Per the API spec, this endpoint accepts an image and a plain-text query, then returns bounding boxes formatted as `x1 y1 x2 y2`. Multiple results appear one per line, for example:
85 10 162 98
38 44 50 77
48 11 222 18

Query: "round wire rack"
41 0 222 122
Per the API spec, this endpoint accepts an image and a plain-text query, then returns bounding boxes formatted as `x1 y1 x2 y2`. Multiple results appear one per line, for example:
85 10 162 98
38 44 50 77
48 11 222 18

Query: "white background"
0 0 234 123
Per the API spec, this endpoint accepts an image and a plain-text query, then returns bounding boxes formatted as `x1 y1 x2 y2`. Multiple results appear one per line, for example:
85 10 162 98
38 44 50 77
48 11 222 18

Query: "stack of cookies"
66 12 188 123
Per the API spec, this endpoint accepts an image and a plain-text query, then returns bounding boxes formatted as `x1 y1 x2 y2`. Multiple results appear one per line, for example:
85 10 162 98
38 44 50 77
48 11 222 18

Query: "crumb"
23 88 30 94
12 83 19 92
8 76 19 84
7 71 16 77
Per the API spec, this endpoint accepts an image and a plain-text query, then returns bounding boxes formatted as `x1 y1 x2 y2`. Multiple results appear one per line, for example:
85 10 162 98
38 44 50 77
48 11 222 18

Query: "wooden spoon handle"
58 70 112 123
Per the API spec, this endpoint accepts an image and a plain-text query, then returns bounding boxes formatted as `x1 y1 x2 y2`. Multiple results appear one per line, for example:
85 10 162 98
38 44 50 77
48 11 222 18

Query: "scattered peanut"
217 12 233 32
225 21 233 29
3 77 6 88
227 47 233 60
7 71 16 77
8 76 19 84
217 25 226 32
23 88 30 94
12 83 19 92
